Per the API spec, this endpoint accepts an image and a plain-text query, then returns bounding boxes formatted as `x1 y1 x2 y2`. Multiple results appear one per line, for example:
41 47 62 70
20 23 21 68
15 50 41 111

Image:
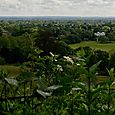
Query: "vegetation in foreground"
0 50 115 115
0 18 115 114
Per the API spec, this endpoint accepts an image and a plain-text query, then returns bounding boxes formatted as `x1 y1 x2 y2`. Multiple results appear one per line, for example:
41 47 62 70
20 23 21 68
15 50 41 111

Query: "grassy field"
0 65 22 77
69 41 115 53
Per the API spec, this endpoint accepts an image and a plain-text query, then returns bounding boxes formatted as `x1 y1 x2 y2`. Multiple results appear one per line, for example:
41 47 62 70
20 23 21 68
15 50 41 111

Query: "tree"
64 34 81 44
35 29 74 55
94 32 109 43
109 53 115 70
94 50 109 75
35 29 55 53
102 26 111 33
0 26 2 36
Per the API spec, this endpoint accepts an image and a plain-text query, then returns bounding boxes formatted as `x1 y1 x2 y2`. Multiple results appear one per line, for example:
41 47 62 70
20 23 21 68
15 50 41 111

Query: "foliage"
109 53 115 70
0 17 115 115
0 48 115 114
0 57 6 65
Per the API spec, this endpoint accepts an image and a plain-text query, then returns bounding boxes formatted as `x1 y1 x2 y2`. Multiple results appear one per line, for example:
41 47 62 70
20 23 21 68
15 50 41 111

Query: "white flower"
95 72 98 75
94 32 105 37
101 32 105 36
57 65 63 71
112 82 115 85
49 52 54 57
76 63 80 66
63 56 74 64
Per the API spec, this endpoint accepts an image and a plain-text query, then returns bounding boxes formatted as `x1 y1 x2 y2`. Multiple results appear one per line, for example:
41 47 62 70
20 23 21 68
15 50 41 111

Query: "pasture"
69 41 115 53
0 65 22 77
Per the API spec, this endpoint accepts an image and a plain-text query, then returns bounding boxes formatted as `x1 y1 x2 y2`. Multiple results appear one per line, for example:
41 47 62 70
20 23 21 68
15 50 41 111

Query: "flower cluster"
49 52 54 57
63 56 74 64
94 32 105 37
56 65 63 71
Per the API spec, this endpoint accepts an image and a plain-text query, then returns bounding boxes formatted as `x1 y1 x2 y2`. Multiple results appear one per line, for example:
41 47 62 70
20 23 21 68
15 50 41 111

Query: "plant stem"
23 82 26 115
88 76 91 115
5 81 7 111
107 84 111 113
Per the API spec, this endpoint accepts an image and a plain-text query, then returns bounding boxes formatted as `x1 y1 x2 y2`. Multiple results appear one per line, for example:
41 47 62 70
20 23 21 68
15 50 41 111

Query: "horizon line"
0 15 115 17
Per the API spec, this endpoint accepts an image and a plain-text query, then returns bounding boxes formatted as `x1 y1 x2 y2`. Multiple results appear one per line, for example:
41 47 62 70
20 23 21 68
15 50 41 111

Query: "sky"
0 0 115 16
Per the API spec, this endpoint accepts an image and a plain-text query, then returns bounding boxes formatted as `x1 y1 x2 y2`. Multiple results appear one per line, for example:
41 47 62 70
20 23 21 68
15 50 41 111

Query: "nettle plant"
43 50 115 114
41 50 115 115
71 58 115 114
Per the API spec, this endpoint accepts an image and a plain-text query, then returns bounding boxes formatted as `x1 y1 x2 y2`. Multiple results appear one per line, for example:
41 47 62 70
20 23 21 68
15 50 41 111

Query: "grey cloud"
0 0 114 16
87 0 114 6
0 0 22 11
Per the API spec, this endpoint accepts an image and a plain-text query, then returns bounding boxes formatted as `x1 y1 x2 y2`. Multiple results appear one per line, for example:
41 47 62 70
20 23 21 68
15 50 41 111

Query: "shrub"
0 57 6 65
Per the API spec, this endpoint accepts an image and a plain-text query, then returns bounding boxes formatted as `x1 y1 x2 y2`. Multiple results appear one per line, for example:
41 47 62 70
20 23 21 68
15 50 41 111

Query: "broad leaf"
18 72 35 82
107 68 114 78
37 77 47 90
72 87 82 91
47 85 62 90
5 78 18 86
36 89 52 98
89 61 101 76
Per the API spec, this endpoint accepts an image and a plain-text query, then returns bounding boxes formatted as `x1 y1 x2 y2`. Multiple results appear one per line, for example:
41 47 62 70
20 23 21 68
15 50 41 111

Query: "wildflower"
49 52 54 57
63 56 74 64
55 59 57 62
57 65 63 71
76 63 80 66
95 72 98 75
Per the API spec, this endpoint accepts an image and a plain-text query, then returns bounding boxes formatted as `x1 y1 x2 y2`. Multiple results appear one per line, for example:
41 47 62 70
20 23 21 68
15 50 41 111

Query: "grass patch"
69 41 115 53
96 75 108 82
0 65 22 77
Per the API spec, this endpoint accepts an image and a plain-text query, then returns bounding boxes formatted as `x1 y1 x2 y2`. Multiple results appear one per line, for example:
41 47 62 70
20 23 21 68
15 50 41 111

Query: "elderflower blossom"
63 56 74 64
55 59 57 62
76 63 80 66
49 52 54 57
57 65 63 72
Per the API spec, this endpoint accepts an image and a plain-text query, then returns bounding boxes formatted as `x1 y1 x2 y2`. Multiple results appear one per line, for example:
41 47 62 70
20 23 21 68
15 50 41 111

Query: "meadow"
0 65 22 77
69 41 115 53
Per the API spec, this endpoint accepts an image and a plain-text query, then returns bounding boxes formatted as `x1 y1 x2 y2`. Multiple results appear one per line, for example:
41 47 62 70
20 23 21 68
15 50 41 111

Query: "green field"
0 65 21 77
69 41 115 53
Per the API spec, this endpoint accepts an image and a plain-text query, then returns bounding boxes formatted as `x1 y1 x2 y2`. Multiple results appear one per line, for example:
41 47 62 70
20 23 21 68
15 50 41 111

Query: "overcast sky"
0 0 115 16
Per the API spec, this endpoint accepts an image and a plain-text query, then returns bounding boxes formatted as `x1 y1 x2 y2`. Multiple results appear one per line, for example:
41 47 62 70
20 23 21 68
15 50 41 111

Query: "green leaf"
107 68 114 78
89 61 101 76
5 78 18 86
36 89 52 98
72 87 82 91
18 72 35 82
0 70 8 80
47 85 62 90
37 77 47 90
78 48 85 57
76 57 85 61
76 82 87 93
85 53 93 64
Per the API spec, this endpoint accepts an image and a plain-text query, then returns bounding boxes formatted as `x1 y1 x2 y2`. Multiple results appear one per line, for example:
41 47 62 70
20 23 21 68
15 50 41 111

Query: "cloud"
87 0 114 6
0 0 114 16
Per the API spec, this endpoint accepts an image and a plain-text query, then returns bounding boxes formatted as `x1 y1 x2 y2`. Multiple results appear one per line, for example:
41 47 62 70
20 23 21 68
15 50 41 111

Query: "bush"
109 53 115 70
0 57 6 65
